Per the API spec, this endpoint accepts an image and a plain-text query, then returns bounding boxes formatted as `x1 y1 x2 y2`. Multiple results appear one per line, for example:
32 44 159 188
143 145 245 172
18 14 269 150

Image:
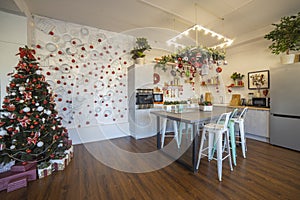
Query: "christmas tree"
0 46 69 165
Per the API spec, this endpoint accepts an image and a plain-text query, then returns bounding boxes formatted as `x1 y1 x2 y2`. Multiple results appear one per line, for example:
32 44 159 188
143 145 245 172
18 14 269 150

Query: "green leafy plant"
199 101 212 106
231 72 244 81
264 12 300 55
205 47 226 61
130 37 151 59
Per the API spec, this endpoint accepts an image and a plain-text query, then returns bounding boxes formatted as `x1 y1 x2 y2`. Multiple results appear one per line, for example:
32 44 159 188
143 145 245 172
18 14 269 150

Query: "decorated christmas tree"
0 46 69 166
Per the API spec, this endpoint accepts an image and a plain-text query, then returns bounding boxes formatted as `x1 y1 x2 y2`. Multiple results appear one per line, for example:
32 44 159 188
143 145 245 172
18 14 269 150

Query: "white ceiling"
1 0 300 48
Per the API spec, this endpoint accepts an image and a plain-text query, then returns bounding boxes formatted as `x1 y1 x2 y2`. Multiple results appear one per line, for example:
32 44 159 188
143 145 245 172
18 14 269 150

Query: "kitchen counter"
228 105 270 111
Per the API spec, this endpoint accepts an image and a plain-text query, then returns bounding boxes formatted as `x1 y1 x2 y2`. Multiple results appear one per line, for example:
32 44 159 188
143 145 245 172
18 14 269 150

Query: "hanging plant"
205 47 226 61
155 46 211 70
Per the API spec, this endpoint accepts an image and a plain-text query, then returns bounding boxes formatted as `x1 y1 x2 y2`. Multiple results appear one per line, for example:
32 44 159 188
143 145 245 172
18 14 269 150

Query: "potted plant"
205 47 226 62
199 101 213 111
264 12 300 64
130 37 151 64
231 72 244 86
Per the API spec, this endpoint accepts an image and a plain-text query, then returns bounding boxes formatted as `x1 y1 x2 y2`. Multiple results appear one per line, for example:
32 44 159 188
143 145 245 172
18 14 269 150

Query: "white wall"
217 38 279 104
0 11 27 107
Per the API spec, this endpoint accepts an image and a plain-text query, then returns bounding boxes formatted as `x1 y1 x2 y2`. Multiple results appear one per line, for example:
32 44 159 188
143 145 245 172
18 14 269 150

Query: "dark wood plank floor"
1 136 300 200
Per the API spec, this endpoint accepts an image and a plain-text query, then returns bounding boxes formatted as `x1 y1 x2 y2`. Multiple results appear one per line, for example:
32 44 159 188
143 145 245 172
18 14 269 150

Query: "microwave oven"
136 89 153 109
153 93 163 104
252 97 270 107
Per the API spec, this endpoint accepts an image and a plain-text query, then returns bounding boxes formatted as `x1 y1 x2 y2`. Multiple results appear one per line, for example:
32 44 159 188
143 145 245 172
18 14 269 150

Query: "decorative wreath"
153 73 160 84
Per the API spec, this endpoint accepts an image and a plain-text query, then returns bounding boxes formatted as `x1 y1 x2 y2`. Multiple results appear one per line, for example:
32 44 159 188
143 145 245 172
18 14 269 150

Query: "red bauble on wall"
216 67 222 73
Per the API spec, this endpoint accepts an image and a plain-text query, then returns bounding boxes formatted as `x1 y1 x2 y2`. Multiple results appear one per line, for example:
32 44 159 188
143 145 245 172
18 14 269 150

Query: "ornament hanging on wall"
216 67 222 73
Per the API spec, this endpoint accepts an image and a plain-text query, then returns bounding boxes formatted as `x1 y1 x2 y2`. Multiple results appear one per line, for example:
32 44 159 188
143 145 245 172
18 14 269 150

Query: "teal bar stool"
228 119 237 166
210 108 238 166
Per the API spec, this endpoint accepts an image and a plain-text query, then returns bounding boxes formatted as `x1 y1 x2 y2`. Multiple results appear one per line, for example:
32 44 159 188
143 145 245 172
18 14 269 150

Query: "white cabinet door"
131 109 157 139
245 109 269 138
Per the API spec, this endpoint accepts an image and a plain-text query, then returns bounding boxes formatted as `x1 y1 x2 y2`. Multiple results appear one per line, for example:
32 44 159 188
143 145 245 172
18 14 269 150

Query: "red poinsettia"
27 132 39 145
17 46 36 61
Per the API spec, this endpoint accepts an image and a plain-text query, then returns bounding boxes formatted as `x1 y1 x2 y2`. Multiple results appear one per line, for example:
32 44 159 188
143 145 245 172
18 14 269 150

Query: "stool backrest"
238 107 248 120
216 112 232 128
230 108 239 120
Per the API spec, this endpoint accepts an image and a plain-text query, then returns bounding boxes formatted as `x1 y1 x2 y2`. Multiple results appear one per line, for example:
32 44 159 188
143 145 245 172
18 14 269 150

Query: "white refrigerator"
269 63 300 151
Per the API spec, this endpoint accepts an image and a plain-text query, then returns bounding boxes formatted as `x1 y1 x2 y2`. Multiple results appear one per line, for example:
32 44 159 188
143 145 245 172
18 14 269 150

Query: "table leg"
156 116 161 149
193 123 198 173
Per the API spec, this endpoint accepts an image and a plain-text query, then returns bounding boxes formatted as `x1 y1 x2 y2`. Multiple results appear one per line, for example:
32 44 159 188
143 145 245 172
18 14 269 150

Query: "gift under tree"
0 46 70 167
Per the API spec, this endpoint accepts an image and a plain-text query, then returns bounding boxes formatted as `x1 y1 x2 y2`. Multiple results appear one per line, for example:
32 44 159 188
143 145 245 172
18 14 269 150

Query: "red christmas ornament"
22 162 27 165
50 154 55 159
7 104 16 112
3 98 10 103
7 127 14 132
216 67 222 73
49 31 54 35
26 149 32 154
43 100 48 104
30 125 34 129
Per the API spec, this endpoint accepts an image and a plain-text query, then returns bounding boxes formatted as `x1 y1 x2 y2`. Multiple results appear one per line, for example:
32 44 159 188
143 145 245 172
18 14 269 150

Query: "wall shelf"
232 84 244 88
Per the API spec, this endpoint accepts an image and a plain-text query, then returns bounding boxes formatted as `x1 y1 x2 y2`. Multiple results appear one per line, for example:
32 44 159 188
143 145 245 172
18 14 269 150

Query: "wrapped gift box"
50 156 67 171
0 166 36 192
11 162 36 172
37 163 52 179
7 177 27 192
64 145 74 165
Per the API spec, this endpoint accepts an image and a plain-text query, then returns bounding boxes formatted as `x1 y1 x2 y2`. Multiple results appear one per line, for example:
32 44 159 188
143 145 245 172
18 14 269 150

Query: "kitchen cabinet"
129 108 158 139
128 64 156 139
244 108 270 142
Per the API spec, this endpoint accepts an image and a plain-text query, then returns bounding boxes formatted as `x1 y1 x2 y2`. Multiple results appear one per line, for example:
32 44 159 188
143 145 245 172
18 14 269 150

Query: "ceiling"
1 0 300 48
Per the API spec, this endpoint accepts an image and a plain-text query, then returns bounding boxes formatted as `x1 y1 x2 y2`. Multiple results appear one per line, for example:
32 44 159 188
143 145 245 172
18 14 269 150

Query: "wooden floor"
1 135 300 200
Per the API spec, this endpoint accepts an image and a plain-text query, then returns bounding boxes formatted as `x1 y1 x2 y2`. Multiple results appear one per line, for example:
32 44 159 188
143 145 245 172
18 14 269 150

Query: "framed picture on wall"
248 70 269 90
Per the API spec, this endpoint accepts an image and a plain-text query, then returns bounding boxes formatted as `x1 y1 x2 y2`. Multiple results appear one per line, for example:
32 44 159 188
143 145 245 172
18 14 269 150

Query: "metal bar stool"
196 112 233 181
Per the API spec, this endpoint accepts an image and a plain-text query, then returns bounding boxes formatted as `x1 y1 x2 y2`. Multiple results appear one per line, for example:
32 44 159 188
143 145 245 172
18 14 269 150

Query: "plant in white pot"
130 37 151 64
264 12 300 64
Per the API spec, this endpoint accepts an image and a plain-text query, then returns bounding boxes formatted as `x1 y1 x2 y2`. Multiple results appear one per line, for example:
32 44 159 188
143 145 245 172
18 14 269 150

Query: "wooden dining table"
150 106 233 173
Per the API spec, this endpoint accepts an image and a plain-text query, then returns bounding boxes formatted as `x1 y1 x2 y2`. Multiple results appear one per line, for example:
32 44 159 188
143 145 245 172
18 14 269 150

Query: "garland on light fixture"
167 24 234 49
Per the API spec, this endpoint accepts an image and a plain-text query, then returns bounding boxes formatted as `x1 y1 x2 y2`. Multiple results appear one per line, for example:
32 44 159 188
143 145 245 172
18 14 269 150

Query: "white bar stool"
161 118 180 148
196 112 233 181
231 107 248 158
